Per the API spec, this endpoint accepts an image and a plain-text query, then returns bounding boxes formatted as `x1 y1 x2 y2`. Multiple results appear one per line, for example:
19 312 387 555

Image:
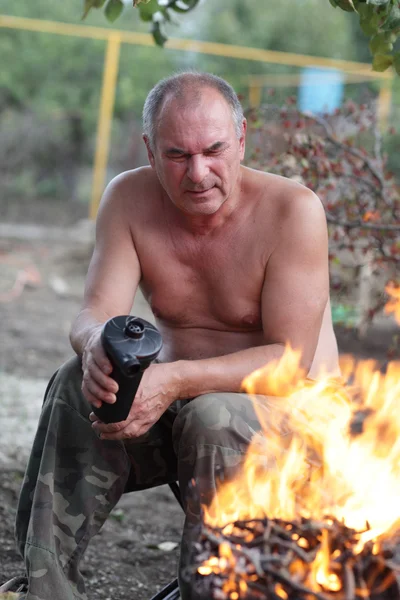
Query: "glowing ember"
193 346 400 599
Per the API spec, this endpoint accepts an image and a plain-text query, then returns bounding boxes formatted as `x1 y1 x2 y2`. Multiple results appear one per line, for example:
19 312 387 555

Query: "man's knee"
172 392 262 455
44 355 88 416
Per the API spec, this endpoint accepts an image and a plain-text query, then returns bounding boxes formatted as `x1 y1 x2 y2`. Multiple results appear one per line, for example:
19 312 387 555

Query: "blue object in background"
298 66 344 114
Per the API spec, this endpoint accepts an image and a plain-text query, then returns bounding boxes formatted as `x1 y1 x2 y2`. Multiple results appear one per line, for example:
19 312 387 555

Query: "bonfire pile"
193 514 400 600
187 341 400 600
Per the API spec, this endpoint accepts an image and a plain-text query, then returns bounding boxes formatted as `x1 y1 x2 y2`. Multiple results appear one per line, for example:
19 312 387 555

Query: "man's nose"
187 154 209 183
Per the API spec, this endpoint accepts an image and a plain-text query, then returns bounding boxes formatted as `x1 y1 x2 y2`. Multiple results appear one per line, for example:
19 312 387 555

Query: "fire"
199 345 400 597
385 281 400 325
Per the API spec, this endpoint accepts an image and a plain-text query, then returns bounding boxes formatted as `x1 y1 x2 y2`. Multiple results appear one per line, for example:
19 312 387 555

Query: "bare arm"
70 172 141 407
70 172 141 354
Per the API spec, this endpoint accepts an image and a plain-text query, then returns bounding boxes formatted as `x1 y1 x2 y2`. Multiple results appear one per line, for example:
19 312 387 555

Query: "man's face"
144 88 246 216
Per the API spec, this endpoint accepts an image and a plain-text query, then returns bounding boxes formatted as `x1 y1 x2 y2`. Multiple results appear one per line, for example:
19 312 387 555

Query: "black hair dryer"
92 315 163 424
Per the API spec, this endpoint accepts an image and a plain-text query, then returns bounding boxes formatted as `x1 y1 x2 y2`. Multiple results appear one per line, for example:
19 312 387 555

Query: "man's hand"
81 327 118 409
89 362 181 440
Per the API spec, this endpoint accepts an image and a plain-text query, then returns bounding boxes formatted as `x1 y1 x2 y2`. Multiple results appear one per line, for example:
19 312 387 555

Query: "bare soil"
0 233 184 600
0 231 397 600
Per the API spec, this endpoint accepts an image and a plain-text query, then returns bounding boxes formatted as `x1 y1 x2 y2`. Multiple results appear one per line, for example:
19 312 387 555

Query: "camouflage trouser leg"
16 355 268 600
15 356 181 600
171 392 269 600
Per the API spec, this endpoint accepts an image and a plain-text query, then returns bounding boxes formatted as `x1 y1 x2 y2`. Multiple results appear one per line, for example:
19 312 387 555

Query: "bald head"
142 72 244 151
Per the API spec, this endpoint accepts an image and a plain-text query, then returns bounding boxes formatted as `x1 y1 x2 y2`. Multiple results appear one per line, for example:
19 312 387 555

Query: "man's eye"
168 154 186 161
205 149 221 157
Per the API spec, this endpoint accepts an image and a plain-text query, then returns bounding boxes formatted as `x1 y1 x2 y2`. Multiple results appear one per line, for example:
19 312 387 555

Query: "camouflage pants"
15 356 269 600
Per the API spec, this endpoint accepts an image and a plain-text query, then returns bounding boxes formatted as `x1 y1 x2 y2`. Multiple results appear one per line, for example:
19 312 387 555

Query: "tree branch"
326 213 400 232
301 111 389 197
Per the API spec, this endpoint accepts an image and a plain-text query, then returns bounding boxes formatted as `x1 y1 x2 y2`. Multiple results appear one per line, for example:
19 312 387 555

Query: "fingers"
91 416 127 434
87 360 118 394
88 358 115 389
82 347 118 408
89 412 148 441
82 373 116 408
90 347 113 378
83 386 103 409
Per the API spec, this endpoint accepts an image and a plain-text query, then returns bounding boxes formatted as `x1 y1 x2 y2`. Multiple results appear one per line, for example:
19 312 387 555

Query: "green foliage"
330 0 400 74
81 0 400 74
138 0 201 46
83 0 201 46
0 0 180 121
104 0 124 22
82 0 107 19
0 0 184 207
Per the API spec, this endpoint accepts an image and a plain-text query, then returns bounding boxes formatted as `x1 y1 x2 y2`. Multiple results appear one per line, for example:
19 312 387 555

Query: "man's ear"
239 118 247 161
143 134 155 168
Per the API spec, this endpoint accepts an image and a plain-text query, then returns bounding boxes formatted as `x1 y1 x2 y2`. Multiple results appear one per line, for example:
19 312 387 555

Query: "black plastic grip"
91 316 162 424
91 364 144 424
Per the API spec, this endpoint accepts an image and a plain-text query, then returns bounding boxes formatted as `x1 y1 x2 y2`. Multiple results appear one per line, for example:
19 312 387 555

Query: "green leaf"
372 53 394 71
152 22 168 46
369 31 394 54
138 0 159 22
360 17 379 35
357 2 374 18
358 5 381 35
329 0 338 7
82 0 107 19
394 52 400 75
104 0 124 22
333 0 357 11
161 8 170 22
382 5 400 31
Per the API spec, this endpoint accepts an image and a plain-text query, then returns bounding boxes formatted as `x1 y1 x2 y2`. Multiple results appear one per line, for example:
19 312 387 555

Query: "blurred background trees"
1 0 398 220
90 0 400 74
0 0 399 334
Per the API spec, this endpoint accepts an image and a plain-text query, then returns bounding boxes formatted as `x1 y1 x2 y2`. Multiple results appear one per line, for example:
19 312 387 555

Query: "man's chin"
185 198 226 216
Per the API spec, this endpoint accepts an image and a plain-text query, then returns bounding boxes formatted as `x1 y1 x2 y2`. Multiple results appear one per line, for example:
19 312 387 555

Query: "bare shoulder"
100 166 159 209
243 167 327 235
95 166 162 239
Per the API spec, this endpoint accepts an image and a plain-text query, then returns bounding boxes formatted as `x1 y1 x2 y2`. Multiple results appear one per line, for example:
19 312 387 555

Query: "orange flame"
201 346 400 593
385 281 400 325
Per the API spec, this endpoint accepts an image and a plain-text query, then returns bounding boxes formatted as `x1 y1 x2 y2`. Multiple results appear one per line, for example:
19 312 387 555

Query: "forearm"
175 343 287 399
69 307 110 357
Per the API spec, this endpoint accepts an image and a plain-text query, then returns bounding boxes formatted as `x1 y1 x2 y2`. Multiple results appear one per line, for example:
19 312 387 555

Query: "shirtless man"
11 72 339 600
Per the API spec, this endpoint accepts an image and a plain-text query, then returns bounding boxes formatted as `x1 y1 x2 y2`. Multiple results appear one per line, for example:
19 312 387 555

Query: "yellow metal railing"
0 14 394 217
91 32 121 220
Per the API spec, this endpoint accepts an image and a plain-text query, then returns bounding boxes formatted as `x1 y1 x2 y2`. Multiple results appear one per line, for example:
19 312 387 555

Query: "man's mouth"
186 186 214 195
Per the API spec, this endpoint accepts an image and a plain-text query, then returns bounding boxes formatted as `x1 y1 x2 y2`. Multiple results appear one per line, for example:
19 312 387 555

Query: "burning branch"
192 515 400 600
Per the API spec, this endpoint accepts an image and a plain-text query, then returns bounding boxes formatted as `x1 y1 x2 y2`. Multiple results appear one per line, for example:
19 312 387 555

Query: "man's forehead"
158 121 230 154
158 87 232 124
156 90 234 149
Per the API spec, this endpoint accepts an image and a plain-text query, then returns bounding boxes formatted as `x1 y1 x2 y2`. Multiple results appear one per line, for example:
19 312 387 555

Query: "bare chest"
136 228 268 331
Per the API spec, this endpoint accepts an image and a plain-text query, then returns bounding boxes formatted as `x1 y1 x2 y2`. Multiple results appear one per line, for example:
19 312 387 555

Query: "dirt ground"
0 231 184 600
0 228 398 599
